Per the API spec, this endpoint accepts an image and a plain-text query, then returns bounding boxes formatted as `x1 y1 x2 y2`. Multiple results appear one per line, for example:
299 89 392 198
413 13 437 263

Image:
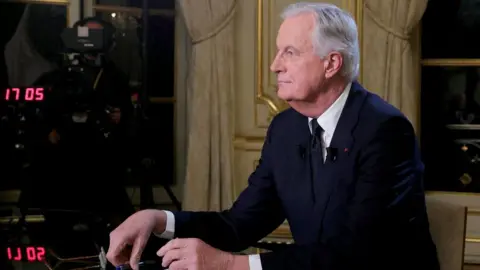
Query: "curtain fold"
5 5 57 87
362 0 428 132
177 0 236 211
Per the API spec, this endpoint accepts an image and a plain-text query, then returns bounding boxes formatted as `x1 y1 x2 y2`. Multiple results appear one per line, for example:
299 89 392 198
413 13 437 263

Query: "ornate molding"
255 0 289 122
355 0 364 83
233 137 263 151
342 0 364 82
256 0 277 116
421 59 480 66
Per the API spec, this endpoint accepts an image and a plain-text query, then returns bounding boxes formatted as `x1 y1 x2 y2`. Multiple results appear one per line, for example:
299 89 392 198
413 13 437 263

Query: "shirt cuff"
248 254 263 270
153 210 175 239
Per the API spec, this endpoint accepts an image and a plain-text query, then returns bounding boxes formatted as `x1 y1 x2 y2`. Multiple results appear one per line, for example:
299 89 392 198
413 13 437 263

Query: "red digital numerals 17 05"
5 87 44 101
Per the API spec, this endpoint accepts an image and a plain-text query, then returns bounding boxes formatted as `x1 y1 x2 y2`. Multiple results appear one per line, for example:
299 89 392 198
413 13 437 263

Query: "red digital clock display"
4 87 45 101
6 246 46 262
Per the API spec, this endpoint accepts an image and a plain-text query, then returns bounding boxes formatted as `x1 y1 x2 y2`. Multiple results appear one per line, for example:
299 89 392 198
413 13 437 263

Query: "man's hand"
109 107 121 124
106 210 167 270
158 238 236 270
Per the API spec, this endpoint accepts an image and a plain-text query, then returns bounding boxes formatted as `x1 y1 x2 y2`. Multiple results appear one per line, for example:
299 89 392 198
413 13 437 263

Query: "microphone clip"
326 147 338 162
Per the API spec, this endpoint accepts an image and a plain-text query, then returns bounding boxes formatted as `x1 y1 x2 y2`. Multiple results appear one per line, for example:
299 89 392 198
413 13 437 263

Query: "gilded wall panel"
233 147 264 198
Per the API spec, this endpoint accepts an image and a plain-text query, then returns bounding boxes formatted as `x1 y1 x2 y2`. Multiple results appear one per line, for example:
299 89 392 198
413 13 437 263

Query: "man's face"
270 13 326 102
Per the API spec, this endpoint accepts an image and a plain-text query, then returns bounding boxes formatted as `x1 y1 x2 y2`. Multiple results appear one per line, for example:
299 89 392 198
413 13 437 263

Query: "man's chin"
277 90 293 102
277 92 295 103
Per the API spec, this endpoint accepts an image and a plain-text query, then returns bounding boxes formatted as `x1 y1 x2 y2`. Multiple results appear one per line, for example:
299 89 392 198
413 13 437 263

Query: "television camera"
0 9 180 270
0 19 119 179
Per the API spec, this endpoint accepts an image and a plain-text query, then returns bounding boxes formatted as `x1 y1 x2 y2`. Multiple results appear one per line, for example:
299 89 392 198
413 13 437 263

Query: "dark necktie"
310 119 324 155
310 119 324 202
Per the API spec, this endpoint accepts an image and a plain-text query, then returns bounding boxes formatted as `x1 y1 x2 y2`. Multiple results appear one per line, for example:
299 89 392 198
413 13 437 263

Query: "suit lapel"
290 109 316 208
312 82 368 235
329 81 367 155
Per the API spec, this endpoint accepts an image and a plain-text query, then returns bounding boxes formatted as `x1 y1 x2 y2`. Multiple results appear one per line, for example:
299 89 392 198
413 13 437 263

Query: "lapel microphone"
326 147 338 162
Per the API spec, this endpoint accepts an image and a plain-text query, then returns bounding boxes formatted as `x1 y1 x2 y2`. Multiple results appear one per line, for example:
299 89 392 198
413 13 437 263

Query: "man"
107 3 439 270
45 18 131 145
26 18 134 221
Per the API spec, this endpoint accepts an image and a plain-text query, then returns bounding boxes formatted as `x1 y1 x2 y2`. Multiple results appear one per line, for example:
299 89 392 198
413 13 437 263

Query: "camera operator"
28 18 135 222
47 19 132 145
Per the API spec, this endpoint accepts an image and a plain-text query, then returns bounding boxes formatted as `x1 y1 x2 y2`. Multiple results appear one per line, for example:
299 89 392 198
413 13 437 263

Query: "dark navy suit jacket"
173 82 439 270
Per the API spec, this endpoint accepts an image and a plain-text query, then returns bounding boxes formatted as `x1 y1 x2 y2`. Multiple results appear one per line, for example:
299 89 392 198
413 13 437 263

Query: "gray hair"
281 2 360 81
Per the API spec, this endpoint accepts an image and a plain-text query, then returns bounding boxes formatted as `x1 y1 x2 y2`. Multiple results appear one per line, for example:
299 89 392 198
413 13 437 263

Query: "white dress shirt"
158 83 351 270
308 83 351 161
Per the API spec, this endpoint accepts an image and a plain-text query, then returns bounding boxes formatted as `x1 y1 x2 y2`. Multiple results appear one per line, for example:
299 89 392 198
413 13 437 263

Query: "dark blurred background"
0 0 179 269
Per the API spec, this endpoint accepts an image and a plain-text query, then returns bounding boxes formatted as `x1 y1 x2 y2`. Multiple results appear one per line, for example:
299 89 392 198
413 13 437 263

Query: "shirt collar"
308 82 351 137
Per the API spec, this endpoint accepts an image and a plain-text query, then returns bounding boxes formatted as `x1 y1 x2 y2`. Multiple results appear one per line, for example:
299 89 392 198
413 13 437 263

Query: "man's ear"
324 51 343 79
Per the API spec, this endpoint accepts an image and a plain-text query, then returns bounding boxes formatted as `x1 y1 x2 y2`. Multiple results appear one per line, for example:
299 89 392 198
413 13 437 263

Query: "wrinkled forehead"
276 12 316 51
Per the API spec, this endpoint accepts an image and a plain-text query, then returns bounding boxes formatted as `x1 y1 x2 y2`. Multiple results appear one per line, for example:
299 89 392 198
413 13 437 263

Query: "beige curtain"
362 0 428 132
177 0 236 211
5 5 57 87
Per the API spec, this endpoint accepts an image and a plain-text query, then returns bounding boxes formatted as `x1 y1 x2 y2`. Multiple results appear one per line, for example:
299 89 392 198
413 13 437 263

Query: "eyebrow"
277 45 300 53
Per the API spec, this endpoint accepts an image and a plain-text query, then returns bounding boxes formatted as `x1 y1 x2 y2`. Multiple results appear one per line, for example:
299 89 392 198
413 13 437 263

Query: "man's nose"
270 55 284 73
